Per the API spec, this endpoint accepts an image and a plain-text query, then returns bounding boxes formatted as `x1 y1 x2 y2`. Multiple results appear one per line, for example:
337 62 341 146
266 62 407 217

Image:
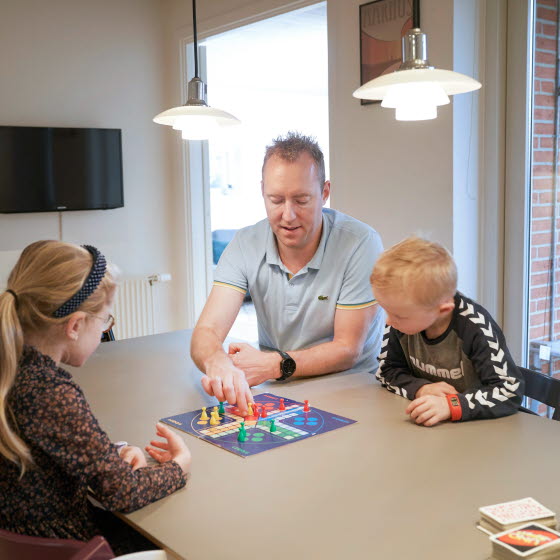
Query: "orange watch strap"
446 394 462 421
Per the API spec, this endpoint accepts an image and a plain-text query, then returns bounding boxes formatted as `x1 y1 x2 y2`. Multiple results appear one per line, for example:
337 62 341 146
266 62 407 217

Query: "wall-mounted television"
0 126 124 213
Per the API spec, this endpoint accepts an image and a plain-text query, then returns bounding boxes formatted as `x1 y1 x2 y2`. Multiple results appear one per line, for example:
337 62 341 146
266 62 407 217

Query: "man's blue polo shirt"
214 208 385 373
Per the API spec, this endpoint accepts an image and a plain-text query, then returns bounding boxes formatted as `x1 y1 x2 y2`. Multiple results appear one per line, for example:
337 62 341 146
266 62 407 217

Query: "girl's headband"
52 245 107 318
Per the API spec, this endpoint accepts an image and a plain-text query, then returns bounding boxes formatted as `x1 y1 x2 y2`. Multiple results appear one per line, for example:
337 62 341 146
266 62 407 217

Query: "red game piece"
261 406 267 418
303 399 310 412
279 398 285 411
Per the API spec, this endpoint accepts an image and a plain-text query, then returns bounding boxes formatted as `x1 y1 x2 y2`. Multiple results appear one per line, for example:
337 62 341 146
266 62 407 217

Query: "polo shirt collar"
306 212 330 270
265 227 282 267
265 211 330 273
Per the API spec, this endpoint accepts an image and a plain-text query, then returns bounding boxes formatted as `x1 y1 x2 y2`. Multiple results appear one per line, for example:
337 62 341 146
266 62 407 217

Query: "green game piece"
218 401 225 414
269 419 277 432
237 425 247 442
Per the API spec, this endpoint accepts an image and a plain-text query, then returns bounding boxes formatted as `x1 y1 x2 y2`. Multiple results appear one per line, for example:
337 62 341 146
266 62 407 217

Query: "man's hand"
229 343 282 386
119 446 148 471
415 381 457 398
201 351 253 415
406 395 451 427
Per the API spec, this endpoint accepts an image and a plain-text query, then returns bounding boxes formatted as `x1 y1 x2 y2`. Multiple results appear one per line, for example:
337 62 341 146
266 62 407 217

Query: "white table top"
69 330 560 560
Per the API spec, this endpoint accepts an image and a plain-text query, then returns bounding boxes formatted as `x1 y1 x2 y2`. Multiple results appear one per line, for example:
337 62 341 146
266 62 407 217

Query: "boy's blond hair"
371 236 457 307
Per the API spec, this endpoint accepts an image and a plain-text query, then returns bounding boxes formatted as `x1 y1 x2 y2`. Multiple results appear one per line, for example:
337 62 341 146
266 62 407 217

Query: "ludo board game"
161 393 356 457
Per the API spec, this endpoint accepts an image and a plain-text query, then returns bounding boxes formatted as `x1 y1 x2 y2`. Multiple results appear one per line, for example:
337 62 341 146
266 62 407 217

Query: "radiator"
113 277 157 340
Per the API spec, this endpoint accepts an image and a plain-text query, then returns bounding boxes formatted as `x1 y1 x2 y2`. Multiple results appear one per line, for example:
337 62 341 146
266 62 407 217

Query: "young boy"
371 236 524 426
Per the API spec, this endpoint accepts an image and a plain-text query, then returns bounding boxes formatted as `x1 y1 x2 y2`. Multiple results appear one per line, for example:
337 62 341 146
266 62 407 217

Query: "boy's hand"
146 423 192 474
415 381 457 398
120 445 148 471
406 395 451 427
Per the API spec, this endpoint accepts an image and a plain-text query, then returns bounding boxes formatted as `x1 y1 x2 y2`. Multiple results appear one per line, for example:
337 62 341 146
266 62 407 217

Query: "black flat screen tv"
0 126 124 213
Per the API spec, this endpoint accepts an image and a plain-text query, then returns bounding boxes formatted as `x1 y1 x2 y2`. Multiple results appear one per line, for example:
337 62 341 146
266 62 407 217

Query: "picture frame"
359 0 416 105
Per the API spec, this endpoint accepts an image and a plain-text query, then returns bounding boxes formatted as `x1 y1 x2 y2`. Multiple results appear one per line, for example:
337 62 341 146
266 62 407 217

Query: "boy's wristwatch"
274 349 296 381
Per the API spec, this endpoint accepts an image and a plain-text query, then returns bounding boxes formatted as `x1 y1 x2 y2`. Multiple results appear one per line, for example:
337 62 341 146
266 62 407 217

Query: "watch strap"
275 349 291 361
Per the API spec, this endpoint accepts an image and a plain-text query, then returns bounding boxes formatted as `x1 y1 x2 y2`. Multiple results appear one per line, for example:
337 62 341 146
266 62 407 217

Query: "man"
191 132 384 413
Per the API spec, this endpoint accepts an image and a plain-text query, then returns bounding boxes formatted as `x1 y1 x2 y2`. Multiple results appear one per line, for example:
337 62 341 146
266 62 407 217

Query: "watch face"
282 357 296 376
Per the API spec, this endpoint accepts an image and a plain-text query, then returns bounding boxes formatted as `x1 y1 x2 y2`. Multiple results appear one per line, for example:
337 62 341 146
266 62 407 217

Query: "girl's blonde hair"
371 236 457 307
0 241 116 474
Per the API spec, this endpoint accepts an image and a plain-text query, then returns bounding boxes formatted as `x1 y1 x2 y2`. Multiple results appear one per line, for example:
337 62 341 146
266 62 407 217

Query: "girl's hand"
145 423 192 474
119 445 148 471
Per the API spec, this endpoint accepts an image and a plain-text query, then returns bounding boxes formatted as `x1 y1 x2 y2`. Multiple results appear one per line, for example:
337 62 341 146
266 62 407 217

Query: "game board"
160 393 357 457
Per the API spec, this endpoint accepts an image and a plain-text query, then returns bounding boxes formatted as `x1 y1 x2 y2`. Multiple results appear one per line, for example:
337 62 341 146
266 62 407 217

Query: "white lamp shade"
177 117 220 140
153 105 240 140
379 82 449 121
381 82 449 108
395 103 437 121
353 68 481 101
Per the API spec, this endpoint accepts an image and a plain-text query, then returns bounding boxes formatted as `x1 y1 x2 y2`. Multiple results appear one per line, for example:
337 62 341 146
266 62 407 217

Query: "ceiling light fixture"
153 0 240 139
353 0 481 121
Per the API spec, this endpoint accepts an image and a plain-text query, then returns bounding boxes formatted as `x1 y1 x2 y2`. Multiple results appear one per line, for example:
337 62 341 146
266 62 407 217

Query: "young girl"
0 241 191 553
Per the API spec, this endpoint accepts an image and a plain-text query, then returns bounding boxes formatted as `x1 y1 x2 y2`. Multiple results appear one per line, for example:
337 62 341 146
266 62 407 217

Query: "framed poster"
359 0 415 105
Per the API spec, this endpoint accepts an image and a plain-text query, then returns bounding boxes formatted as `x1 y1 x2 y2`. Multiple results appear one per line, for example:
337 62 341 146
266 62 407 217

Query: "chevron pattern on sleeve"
458 297 521 410
375 326 408 399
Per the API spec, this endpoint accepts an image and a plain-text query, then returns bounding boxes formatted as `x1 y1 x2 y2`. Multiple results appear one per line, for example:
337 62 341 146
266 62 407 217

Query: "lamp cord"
192 0 199 78
413 0 420 28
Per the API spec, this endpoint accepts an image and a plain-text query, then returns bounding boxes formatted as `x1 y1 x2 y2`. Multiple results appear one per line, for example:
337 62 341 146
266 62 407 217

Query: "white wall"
328 0 455 251
0 0 188 332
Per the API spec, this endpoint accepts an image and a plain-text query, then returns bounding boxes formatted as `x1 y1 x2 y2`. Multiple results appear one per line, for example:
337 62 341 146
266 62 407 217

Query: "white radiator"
112 276 167 340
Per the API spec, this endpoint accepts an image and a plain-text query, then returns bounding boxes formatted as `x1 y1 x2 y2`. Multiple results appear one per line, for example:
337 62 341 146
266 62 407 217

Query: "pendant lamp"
153 0 240 139
353 0 481 121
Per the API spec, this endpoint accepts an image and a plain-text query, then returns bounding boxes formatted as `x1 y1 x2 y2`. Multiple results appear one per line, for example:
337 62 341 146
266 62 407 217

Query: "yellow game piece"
213 405 219 417
200 407 209 421
209 411 219 425
247 403 254 416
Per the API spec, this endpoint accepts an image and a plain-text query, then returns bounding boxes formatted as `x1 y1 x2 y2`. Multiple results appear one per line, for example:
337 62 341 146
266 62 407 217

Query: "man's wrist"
203 349 233 374
269 351 283 380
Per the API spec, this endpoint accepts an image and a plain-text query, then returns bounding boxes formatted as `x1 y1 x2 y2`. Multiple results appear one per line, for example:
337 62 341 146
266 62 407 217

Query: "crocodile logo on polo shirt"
318 295 329 301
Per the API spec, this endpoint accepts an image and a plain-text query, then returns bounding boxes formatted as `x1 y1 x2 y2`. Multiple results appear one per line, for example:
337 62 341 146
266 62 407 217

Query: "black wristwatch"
274 349 296 381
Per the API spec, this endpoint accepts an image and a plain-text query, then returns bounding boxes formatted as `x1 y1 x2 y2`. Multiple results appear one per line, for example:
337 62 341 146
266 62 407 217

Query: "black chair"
520 366 560 420
101 329 115 343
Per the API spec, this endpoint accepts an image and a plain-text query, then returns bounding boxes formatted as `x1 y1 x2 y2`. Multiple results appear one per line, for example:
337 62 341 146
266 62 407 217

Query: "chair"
115 551 167 559
520 366 560 420
0 529 114 560
211 228 237 265
101 329 115 342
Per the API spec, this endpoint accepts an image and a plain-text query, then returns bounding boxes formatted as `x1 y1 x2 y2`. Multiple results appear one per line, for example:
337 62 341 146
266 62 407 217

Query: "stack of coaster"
490 523 560 559
479 498 557 534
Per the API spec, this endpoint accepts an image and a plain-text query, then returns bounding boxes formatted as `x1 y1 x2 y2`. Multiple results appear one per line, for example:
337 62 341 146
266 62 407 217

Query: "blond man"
191 132 384 414
371 237 524 427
